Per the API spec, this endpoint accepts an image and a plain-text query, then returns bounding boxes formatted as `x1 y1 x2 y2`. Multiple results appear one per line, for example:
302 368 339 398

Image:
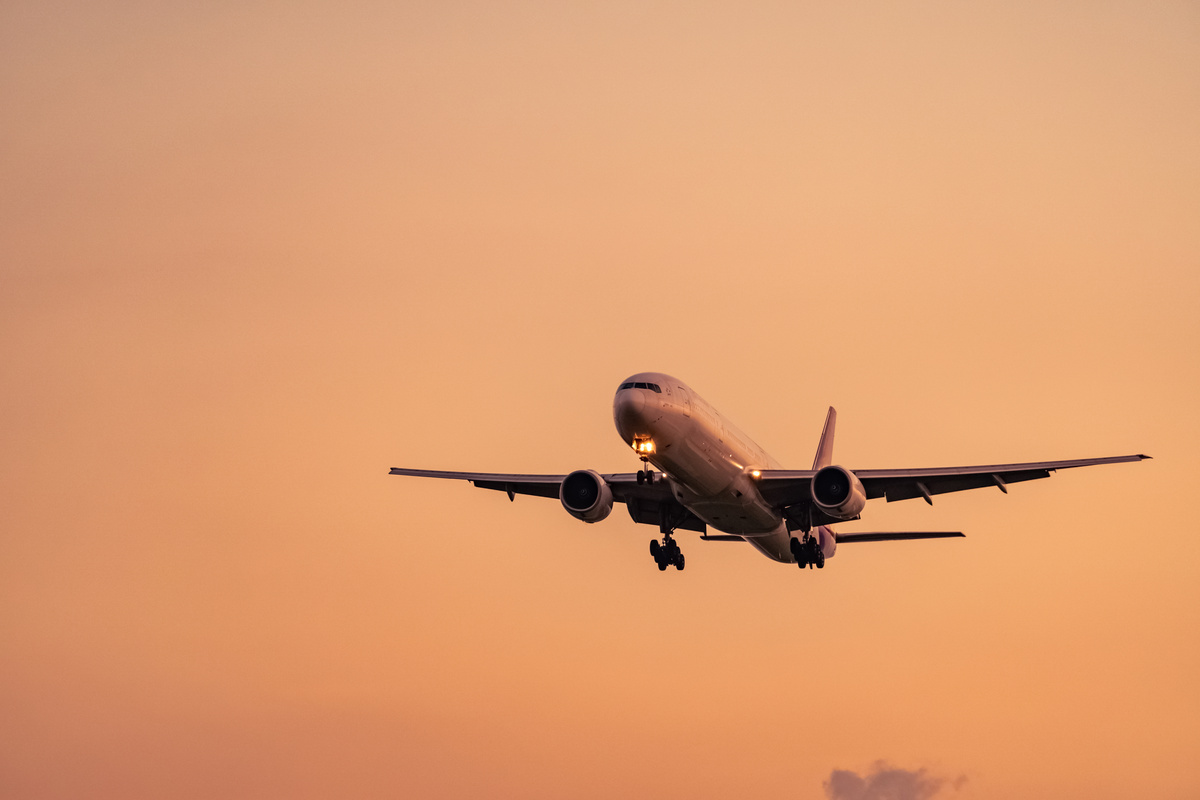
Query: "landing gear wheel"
650 532 684 572
800 537 820 570
637 456 654 485
790 537 808 569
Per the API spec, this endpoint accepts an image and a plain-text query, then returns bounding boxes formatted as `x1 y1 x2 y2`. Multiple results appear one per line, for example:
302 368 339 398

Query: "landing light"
750 469 761 479
633 438 656 454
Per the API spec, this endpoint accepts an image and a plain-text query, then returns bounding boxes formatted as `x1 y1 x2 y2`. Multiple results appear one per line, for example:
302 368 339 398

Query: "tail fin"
812 406 837 469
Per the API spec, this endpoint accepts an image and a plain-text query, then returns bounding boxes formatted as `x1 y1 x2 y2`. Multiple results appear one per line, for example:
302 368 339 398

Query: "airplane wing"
388 468 565 499
757 454 1150 507
387 467 706 532
855 454 1151 503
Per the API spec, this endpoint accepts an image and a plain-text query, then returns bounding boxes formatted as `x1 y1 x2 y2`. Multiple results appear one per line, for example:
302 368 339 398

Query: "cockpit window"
619 382 635 390
619 381 662 392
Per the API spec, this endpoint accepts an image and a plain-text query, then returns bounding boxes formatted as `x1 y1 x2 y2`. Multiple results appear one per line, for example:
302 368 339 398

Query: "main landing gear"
790 535 825 570
650 534 685 571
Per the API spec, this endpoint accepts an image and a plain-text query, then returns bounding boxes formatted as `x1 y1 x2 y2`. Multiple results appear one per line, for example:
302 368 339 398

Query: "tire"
650 540 660 558
658 560 668 571
675 554 685 571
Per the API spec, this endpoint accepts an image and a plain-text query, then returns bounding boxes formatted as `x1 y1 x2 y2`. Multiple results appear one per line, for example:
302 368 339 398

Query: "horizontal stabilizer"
834 531 964 543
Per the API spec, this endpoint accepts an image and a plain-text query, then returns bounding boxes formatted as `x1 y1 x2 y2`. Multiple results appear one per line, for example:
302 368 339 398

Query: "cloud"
823 761 966 800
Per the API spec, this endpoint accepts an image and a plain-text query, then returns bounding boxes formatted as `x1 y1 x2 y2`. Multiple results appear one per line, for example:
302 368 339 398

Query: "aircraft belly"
668 435 731 496
744 525 792 563
660 424 782 535
685 496 781 535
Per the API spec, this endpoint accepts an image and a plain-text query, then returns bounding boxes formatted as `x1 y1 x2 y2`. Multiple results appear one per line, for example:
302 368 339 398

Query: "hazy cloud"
823 761 966 800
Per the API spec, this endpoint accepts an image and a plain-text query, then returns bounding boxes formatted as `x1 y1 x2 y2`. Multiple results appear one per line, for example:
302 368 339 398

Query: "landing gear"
638 456 680 572
650 534 684 571
790 536 825 570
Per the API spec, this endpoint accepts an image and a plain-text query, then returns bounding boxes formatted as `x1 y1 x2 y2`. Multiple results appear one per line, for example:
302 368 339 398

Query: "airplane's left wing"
756 454 1149 508
855 454 1150 504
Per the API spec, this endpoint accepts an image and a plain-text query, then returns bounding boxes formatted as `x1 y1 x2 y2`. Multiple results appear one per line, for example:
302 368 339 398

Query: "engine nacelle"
560 469 614 523
811 465 867 519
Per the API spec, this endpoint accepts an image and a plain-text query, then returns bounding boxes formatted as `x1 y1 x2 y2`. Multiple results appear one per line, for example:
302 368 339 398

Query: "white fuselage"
613 372 799 562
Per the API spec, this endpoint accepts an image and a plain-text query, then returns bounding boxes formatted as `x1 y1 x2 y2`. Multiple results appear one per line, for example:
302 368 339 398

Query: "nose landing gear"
650 534 685 571
633 438 657 484
634 452 678 570
636 456 656 484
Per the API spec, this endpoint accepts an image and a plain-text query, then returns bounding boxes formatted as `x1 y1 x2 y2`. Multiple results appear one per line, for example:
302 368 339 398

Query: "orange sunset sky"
2 2 1198 798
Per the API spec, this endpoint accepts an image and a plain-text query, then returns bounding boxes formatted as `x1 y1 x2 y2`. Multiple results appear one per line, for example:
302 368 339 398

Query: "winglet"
812 406 837 469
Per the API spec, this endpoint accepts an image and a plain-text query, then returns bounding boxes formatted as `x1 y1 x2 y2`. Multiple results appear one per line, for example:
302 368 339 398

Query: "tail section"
812 406 837 469
834 531 964 543
795 408 838 570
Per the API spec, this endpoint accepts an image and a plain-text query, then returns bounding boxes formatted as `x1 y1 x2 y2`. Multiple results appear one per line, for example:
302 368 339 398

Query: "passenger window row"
619 381 662 393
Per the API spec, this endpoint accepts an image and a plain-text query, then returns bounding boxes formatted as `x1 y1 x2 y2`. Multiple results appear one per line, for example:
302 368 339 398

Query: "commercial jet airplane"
390 372 1149 571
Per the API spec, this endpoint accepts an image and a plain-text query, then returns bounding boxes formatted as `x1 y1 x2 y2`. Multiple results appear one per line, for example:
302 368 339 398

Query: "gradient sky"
2 2 1198 798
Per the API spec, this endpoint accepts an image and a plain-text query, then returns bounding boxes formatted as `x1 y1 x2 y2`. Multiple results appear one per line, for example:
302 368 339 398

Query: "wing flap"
876 468 1049 502
472 479 562 499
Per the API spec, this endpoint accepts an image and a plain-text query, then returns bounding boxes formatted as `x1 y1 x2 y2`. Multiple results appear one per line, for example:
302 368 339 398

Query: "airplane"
389 372 1149 571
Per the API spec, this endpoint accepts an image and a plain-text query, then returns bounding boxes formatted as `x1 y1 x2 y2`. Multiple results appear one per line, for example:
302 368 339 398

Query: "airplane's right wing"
388 467 706 532
388 468 566 499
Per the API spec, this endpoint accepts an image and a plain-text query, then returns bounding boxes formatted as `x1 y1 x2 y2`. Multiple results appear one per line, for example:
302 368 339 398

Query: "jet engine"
560 469 614 523
811 465 867 519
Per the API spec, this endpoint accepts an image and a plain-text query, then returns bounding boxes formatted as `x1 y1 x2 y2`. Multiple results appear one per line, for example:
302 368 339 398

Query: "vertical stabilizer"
812 407 837 469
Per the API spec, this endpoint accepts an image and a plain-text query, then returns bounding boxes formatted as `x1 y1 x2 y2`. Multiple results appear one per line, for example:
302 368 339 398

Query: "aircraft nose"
613 389 647 437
